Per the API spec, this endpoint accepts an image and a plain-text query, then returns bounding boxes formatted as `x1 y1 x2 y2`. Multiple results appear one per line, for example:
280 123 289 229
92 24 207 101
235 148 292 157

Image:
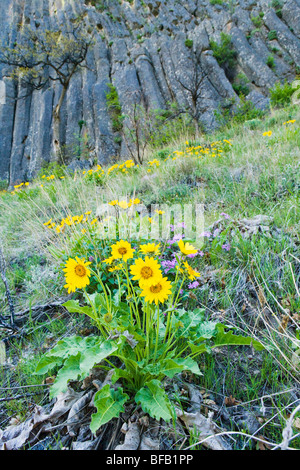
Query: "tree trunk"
52 85 68 162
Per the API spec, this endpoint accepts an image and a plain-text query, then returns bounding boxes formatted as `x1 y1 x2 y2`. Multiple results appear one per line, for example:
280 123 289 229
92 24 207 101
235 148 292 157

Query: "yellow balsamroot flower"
43 219 52 226
130 256 162 287
155 209 165 215
139 243 161 256
111 240 135 262
263 131 272 137
63 257 92 293
118 200 129 209
129 198 140 205
183 261 200 280
140 276 172 305
103 256 115 265
178 239 198 256
109 200 118 206
108 264 123 272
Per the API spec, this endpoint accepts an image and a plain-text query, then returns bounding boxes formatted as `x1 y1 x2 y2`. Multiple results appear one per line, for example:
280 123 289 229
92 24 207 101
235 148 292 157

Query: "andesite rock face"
0 0 299 185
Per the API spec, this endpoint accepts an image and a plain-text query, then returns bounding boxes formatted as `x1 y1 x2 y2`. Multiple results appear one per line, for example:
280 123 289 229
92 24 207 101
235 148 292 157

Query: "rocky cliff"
0 0 299 185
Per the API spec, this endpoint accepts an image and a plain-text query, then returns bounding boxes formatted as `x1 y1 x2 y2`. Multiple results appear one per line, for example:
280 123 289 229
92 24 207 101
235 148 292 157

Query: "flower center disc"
141 266 153 279
75 265 86 277
150 283 162 293
118 247 127 255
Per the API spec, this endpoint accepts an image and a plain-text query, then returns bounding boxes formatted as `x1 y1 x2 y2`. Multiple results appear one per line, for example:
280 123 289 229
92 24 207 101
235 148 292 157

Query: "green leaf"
135 379 173 422
35 355 63 376
195 321 217 340
160 357 202 378
50 353 82 398
213 324 265 351
90 385 129 433
188 342 210 356
79 340 118 376
63 300 96 320
44 335 97 358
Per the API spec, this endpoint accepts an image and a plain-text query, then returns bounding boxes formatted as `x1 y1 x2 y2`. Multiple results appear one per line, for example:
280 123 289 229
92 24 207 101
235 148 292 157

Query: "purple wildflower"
188 281 199 289
220 212 230 219
187 252 198 259
199 231 211 238
222 243 231 251
176 222 187 229
161 259 177 273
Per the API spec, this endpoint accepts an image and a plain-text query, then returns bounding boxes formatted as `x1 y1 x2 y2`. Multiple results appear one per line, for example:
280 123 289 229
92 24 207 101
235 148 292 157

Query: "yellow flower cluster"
43 211 93 234
11 182 30 194
63 237 200 305
263 131 272 137
83 159 137 180
283 119 296 125
83 164 105 178
147 139 232 171
108 198 140 209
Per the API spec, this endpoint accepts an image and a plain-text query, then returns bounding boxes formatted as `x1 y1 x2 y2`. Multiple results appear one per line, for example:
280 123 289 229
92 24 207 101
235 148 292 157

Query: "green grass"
0 102 299 449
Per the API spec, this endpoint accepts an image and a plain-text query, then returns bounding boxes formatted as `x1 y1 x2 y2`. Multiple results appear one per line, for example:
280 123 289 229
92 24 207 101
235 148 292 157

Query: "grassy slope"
0 103 299 448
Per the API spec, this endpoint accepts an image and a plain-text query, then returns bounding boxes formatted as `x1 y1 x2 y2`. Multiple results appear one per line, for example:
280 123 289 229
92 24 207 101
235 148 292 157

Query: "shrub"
184 38 193 49
251 15 263 28
106 83 123 132
269 80 298 107
215 95 265 127
232 73 250 96
266 55 275 69
268 30 277 40
210 33 237 80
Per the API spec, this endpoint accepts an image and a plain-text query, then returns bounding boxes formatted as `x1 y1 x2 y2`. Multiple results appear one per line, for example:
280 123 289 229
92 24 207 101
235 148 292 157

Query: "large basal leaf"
213 324 264 351
195 321 218 340
35 355 63 376
35 335 99 376
38 337 119 398
79 340 119 376
63 299 96 320
50 353 82 399
90 385 129 433
135 379 173 422
188 341 210 356
160 357 202 379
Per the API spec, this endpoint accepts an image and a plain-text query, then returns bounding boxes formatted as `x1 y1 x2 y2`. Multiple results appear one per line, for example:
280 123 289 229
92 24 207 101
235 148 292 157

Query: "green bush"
269 80 298 108
210 33 237 78
215 95 265 127
232 73 250 96
106 83 123 132
266 55 275 69
37 161 67 179
251 15 263 28
184 38 193 49
268 30 277 40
